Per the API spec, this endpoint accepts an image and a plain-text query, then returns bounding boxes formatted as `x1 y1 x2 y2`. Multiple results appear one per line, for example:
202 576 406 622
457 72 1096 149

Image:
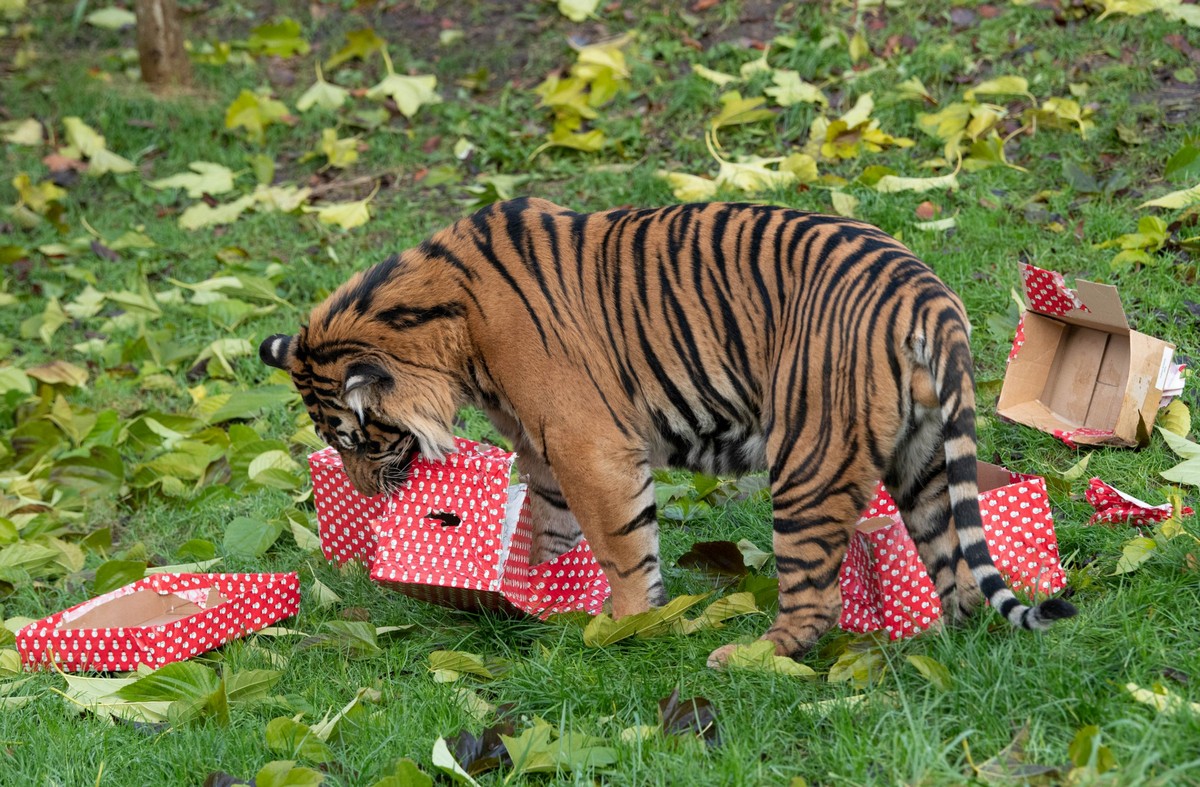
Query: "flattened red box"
838 463 1067 640
15 572 300 672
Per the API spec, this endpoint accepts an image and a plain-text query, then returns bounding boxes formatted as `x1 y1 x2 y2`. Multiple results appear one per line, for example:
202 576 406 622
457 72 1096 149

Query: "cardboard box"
15 573 300 672
997 263 1177 448
309 436 501 565
311 436 611 618
838 463 1067 640
370 484 611 619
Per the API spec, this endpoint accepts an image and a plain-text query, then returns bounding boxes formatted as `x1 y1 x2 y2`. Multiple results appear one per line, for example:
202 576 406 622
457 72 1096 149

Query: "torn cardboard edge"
998 263 1181 448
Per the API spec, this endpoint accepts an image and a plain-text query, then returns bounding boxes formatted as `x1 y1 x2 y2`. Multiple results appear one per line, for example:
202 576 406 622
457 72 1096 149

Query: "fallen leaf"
677 540 748 577
764 69 828 107
326 28 387 69
582 594 708 646
558 0 600 21
719 640 818 677
296 65 350 112
830 191 859 218
63 117 135 174
224 90 291 144
1125 681 1200 715
658 688 720 747
367 50 440 119
85 7 136 29
1139 182 1200 210
964 75 1034 102
246 17 310 58
149 162 236 198
3 118 43 146
692 63 738 86
1159 400 1191 438
1113 536 1158 574
906 654 953 691
875 172 960 193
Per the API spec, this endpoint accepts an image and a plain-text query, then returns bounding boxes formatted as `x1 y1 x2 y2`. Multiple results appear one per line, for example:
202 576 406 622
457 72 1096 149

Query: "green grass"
2 0 1199 784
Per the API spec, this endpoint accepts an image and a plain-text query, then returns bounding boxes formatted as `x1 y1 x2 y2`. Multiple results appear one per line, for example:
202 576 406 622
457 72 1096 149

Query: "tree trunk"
135 0 192 89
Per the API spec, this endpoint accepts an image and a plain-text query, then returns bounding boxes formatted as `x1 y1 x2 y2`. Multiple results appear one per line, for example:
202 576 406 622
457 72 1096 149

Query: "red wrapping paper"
839 467 1067 639
15 572 300 672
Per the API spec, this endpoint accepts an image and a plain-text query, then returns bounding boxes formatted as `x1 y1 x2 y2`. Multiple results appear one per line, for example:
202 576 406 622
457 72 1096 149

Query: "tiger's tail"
932 316 1077 631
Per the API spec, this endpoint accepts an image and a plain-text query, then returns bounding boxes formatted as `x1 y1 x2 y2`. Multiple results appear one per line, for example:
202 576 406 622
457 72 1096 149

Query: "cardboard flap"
57 589 229 631
1053 280 1129 334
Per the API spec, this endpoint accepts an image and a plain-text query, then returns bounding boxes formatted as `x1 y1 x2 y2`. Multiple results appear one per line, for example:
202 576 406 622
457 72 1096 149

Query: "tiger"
259 197 1076 666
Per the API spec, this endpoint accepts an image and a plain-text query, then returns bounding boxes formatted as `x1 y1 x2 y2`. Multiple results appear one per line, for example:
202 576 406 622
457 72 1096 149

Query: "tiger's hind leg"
883 406 983 624
709 426 880 666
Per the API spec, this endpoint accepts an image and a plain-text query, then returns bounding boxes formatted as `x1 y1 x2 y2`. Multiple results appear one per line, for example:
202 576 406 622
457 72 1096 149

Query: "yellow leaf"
692 63 739 86
1025 97 1094 139
366 71 440 118
658 171 719 201
964 75 1033 102
739 54 772 79
779 152 818 183
62 117 135 174
1160 400 1191 437
1139 182 1200 210
304 188 376 230
915 216 957 231
557 0 599 21
965 103 1007 141
896 77 933 103
296 66 349 112
720 640 818 677
148 162 235 198
764 69 828 107
178 195 257 230
325 28 387 69
533 126 606 156
12 173 66 213
1113 537 1157 574
840 93 875 129
1125 682 1200 715
848 28 870 63
917 103 970 153
716 157 796 192
319 128 359 169
85 7 135 29
224 90 291 144
3 118 42 145
875 172 960 193
830 191 859 218
711 91 775 134
253 184 312 213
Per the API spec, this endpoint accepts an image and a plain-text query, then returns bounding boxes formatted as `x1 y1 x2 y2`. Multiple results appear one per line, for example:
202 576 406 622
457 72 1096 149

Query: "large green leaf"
223 516 283 558
266 717 336 763
116 662 221 702
48 446 125 498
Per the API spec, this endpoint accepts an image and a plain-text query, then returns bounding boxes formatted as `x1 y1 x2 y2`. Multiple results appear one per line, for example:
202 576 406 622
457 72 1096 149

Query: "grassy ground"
1 0 1199 784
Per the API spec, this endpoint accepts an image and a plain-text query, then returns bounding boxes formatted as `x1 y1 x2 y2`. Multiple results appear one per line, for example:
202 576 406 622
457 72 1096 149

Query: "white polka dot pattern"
838 473 1067 640
309 436 501 565
309 437 612 618
14 572 300 672
372 481 611 619
1020 262 1089 316
1085 477 1194 527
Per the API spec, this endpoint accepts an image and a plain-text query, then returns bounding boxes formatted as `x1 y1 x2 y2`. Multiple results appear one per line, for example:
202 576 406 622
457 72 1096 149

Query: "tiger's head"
259 254 467 497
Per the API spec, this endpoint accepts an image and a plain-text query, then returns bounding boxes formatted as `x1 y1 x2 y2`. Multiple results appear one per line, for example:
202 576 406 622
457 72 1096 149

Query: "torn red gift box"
310 437 500 566
1085 477 1194 527
15 572 300 672
311 437 611 618
998 262 1180 448
838 463 1067 640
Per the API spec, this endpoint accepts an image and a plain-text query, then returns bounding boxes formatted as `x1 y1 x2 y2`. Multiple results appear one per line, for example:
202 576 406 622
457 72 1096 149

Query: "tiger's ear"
344 361 392 424
259 334 295 370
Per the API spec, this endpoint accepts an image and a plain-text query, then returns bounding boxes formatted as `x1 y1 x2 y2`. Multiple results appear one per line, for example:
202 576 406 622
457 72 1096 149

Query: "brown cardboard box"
997 263 1177 448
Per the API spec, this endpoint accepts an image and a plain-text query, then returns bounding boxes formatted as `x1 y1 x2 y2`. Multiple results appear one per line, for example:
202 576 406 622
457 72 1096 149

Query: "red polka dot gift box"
15 572 300 673
997 262 1179 449
309 436 491 566
369 476 611 620
1084 477 1194 528
838 462 1067 640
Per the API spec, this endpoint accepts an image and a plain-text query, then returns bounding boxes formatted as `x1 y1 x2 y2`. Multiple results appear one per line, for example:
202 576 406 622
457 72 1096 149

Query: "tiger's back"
262 197 1075 664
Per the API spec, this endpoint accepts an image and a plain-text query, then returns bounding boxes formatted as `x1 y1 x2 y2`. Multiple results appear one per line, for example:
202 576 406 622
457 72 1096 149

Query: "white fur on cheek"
345 388 367 425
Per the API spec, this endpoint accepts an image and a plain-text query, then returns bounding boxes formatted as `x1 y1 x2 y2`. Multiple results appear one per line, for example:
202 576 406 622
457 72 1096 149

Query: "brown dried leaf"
658 688 720 747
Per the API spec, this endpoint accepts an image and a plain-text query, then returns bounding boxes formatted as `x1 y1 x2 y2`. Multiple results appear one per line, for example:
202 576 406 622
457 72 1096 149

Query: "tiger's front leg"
547 440 665 617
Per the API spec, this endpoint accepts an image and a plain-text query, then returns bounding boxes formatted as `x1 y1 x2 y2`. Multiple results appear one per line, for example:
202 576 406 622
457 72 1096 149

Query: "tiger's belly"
645 410 767 476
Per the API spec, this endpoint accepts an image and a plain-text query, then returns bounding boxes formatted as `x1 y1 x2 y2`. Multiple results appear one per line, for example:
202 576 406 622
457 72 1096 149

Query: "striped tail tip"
1018 597 1078 631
